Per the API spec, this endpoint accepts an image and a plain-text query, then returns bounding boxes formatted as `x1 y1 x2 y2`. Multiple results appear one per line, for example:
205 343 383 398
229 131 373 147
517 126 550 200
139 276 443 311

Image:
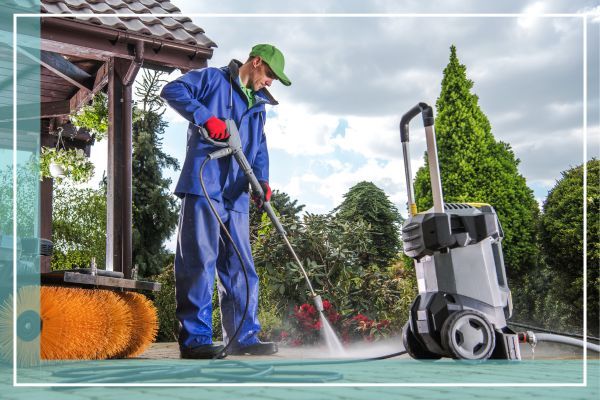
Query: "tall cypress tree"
413 45 540 284
132 69 180 277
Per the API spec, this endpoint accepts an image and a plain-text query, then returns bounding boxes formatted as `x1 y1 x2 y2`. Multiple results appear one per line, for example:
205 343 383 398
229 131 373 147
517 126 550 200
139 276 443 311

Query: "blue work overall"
161 60 277 349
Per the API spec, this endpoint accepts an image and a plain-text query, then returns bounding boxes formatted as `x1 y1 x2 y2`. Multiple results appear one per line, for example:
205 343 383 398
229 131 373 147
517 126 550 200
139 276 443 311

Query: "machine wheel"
402 322 442 360
441 310 495 360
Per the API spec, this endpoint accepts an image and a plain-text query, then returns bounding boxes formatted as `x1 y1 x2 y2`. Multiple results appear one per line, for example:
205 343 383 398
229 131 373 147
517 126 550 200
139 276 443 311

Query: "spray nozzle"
312 294 324 313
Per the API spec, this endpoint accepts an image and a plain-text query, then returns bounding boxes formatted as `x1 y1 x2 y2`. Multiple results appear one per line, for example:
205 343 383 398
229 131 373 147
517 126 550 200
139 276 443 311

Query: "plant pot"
49 162 65 178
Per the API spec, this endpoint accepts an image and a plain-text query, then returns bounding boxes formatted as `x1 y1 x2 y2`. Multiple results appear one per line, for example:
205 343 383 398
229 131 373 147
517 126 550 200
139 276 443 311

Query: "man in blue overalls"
161 44 291 359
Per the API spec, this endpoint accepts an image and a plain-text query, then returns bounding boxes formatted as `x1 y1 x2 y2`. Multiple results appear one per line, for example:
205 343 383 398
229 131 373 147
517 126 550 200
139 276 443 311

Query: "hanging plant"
70 92 108 141
40 147 94 183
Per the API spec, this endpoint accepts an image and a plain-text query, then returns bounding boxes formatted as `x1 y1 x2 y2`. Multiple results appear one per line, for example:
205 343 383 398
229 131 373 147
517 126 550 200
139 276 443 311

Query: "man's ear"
252 56 263 68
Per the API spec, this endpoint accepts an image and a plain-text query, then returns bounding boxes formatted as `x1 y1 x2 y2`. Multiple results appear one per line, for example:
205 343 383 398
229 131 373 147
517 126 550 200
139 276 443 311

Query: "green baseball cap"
249 44 291 86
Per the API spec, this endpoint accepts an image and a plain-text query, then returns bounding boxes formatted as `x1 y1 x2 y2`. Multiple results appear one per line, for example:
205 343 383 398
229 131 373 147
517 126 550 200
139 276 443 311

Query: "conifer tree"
334 181 402 267
413 45 540 283
539 159 599 334
132 69 180 277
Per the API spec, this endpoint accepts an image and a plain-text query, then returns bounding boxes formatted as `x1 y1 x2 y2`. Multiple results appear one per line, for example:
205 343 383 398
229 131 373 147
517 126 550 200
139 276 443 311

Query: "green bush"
152 264 178 342
51 183 106 270
538 159 599 335
253 209 417 331
333 181 403 267
253 211 372 315
257 307 284 342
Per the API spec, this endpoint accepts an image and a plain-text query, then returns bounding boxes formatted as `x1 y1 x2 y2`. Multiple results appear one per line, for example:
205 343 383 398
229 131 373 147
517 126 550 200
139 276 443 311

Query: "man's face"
249 57 277 91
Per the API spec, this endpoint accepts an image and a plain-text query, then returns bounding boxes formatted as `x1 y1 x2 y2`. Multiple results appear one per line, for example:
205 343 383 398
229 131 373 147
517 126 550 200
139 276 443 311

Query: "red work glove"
252 181 272 209
204 116 229 140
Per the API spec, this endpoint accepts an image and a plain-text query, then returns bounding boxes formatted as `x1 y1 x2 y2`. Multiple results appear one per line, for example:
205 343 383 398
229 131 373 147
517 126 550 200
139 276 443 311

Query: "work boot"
180 344 227 359
228 341 278 356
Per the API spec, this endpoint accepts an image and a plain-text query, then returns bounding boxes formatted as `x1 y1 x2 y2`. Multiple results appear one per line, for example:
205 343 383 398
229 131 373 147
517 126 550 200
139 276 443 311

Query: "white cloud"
518 2 546 30
266 103 340 155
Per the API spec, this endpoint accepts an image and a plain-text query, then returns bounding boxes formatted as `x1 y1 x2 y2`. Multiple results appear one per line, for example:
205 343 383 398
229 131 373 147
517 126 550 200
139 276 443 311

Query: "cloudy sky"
84 1 600 251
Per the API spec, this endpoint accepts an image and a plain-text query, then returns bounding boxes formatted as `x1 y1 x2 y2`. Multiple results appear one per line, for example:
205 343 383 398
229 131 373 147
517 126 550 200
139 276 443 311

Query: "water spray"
200 120 342 353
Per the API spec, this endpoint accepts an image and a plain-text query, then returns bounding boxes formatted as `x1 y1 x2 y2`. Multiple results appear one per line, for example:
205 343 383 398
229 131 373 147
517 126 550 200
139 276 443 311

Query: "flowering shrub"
343 314 391 343
288 300 342 346
286 300 392 346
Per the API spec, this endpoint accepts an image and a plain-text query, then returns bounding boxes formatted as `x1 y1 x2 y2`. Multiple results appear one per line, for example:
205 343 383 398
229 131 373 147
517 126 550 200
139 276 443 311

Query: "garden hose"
50 349 409 384
509 321 600 342
519 331 600 353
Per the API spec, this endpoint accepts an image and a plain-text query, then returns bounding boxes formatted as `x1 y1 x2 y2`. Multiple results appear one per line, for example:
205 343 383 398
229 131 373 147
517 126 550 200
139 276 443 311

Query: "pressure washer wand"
200 120 324 313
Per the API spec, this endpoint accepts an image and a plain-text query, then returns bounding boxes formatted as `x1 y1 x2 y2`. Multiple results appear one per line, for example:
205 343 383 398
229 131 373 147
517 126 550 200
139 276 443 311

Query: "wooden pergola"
32 1 216 280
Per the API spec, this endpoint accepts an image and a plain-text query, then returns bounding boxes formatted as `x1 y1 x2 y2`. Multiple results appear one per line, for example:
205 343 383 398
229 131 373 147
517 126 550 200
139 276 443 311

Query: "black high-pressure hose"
199 156 250 359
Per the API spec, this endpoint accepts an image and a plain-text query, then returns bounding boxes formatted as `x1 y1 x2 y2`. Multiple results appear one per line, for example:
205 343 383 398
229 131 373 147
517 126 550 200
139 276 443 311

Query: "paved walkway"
2 339 598 400
137 338 587 361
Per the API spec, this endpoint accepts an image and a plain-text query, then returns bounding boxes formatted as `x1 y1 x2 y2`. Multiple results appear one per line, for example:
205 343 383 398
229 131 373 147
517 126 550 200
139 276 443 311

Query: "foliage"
212 281 223 341
538 159 599 335
39 147 94 184
250 189 305 240
333 181 402 267
50 182 106 270
0 158 38 236
136 68 167 115
152 264 178 342
344 259 417 329
253 211 371 315
131 69 180 277
257 306 284 342
54 69 180 277
342 313 391 343
413 45 540 286
70 92 108 141
253 188 416 331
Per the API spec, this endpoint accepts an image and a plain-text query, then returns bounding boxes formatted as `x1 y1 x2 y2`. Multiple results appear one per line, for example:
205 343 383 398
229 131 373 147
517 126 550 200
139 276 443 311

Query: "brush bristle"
1 286 157 362
41 286 110 360
93 289 133 358
114 292 158 358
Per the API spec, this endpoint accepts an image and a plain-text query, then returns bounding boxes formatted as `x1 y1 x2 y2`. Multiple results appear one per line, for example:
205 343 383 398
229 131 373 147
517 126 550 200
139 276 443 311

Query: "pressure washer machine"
399 103 520 360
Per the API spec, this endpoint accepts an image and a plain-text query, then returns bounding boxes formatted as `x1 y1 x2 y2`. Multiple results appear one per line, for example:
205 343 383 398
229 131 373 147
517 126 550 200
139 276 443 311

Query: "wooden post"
106 44 142 278
39 177 52 273
118 63 133 279
39 132 54 273
106 57 122 273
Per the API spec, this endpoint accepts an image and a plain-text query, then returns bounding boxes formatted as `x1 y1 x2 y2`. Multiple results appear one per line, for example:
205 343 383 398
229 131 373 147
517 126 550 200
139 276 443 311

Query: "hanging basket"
48 161 65 178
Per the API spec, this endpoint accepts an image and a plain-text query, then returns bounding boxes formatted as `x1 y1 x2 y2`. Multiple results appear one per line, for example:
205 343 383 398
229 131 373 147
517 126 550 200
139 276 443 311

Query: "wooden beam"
18 47 94 93
41 271 162 291
0 99 80 122
41 38 114 61
41 50 91 82
69 61 109 113
0 102 38 122
41 100 70 118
